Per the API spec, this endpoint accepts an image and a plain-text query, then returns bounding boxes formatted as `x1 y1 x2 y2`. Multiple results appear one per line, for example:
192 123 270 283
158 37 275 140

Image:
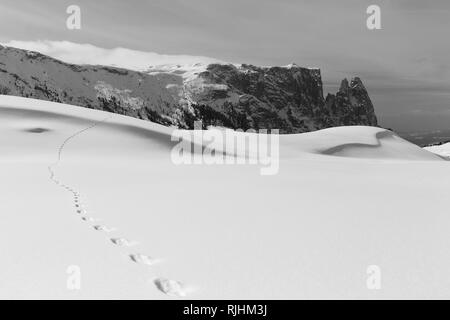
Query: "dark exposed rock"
324 77 378 128
182 64 378 133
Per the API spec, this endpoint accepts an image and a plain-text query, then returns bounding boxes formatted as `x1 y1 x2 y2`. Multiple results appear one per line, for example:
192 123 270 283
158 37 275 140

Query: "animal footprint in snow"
93 225 116 233
81 216 100 222
110 238 138 247
154 278 186 297
129 254 159 266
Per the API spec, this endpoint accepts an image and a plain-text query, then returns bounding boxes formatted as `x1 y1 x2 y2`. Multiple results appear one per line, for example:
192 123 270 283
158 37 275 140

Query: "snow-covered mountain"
0 44 378 133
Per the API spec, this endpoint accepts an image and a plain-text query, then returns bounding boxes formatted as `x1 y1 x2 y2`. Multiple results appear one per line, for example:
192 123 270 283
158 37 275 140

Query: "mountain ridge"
0 45 378 133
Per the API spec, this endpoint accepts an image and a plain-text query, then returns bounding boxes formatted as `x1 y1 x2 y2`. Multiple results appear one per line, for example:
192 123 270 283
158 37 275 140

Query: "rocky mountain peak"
339 78 350 93
350 77 365 89
324 76 378 128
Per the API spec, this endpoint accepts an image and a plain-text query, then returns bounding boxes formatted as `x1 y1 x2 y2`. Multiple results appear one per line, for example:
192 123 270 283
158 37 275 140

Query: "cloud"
2 40 223 71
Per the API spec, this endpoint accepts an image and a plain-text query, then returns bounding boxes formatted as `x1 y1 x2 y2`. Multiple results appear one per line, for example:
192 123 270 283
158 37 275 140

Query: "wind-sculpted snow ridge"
424 142 450 160
280 126 444 161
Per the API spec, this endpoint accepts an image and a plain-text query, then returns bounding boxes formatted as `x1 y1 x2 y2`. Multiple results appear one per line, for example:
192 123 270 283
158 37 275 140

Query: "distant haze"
0 0 449 132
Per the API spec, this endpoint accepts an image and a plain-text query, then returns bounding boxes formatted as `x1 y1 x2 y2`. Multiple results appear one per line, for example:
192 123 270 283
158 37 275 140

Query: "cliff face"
324 78 378 128
184 64 378 132
183 64 325 132
0 45 378 133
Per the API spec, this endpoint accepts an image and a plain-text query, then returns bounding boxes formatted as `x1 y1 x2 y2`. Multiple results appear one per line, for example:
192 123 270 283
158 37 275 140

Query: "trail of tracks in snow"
48 115 187 298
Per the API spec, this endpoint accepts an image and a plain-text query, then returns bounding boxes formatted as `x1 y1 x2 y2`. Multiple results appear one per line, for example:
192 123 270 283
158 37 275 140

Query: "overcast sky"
0 0 449 132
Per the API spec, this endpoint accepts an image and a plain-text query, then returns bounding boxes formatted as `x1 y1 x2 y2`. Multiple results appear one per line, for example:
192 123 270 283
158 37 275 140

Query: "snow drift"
1 95 449 299
425 142 450 160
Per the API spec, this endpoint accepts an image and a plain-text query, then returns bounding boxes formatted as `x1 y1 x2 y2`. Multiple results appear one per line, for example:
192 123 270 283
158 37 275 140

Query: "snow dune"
281 126 442 160
1 95 449 299
425 142 450 160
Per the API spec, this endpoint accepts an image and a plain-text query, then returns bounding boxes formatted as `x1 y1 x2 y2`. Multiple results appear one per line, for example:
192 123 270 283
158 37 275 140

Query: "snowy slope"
425 142 450 159
1 95 449 299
